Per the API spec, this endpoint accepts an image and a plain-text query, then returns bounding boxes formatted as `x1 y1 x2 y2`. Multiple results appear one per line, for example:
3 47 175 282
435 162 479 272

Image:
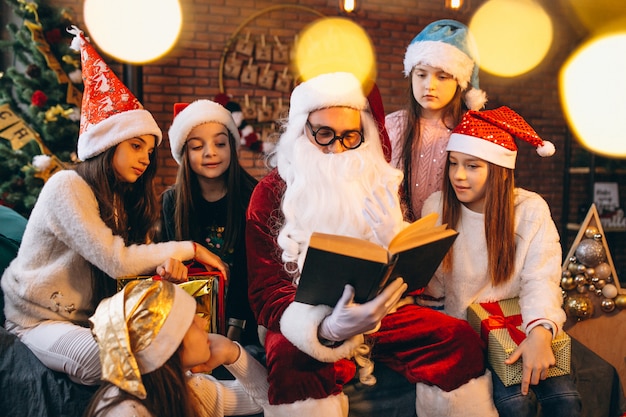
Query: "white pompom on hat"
447 106 555 169
67 26 162 161
89 280 196 399
288 72 368 120
168 100 241 165
403 19 487 110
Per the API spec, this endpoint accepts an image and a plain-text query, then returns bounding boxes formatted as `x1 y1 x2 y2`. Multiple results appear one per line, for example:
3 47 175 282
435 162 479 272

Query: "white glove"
318 278 407 342
363 187 405 248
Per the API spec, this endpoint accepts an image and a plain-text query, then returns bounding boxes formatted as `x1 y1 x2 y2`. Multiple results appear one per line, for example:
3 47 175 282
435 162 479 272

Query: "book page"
388 213 457 254
309 232 388 264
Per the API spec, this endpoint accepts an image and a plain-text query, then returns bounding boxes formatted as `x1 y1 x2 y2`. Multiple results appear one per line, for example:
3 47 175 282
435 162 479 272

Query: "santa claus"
246 71 498 417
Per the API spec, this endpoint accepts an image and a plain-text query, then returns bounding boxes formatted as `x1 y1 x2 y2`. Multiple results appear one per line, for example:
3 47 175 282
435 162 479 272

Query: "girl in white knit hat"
1 27 227 386
421 106 581 417
84 279 268 417
386 19 488 221
162 99 260 347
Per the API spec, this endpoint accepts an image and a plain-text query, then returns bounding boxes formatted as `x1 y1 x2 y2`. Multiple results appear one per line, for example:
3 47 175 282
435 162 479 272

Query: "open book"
295 213 458 306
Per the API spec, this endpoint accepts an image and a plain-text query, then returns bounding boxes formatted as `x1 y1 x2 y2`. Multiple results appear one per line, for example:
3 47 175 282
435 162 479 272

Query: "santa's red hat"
68 26 162 161
447 106 555 169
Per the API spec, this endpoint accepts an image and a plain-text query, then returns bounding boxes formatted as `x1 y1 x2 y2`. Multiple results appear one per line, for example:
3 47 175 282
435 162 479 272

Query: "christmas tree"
0 0 82 218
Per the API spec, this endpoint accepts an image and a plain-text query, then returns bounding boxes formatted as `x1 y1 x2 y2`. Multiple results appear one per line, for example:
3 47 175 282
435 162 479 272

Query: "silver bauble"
575 239 605 267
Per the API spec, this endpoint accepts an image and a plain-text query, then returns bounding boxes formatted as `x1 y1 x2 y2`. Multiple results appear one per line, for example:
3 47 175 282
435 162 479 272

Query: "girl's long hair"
170 130 257 257
441 159 516 286
399 74 467 221
74 144 160 307
83 346 198 417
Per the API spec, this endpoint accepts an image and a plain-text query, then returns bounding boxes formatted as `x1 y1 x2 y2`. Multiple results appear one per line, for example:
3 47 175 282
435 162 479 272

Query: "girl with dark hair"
162 100 259 346
1 27 226 386
385 19 487 221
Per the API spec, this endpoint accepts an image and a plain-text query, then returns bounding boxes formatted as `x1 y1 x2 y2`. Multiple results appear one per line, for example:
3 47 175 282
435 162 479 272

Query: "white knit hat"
168 100 241 165
288 72 368 120
447 106 555 169
403 19 487 110
90 279 196 399
67 26 162 161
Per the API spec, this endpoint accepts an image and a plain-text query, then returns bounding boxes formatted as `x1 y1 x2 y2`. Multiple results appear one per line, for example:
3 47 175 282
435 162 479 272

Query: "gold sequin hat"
447 106 555 169
89 279 196 399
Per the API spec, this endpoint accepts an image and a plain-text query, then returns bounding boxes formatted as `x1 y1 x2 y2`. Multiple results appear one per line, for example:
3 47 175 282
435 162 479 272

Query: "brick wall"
45 0 625 274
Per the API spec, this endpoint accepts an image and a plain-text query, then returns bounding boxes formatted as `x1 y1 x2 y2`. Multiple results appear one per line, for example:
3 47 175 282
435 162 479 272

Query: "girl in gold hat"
84 279 268 417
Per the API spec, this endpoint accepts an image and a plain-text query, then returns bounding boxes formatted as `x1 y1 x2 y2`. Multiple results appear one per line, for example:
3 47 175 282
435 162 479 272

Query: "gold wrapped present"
467 297 571 386
117 268 225 335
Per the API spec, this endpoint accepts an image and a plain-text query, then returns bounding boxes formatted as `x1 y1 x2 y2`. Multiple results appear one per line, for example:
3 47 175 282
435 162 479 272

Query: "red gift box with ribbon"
467 297 571 386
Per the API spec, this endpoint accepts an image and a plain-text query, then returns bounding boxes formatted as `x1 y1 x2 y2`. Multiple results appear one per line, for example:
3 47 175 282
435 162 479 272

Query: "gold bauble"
568 262 579 274
585 226 599 238
561 276 577 291
565 294 595 320
614 294 626 310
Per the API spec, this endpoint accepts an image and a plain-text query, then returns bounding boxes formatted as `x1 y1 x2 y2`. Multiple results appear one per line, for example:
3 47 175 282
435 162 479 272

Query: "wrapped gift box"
467 297 571 386
117 262 225 335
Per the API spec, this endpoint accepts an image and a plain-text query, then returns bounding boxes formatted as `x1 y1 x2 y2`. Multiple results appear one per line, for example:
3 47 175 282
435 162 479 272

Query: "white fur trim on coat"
263 393 349 417
280 301 364 363
414 370 498 417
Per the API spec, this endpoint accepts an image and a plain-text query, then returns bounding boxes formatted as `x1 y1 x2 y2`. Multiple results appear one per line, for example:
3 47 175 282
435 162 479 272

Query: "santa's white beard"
276 132 404 273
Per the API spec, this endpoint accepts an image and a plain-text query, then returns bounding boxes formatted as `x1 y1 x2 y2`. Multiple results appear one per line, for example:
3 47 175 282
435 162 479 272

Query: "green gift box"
467 297 571 387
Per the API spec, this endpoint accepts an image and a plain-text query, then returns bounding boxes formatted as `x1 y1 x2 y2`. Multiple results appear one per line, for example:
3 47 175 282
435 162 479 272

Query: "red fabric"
264 330 355 404
367 83 392 163
246 170 488 403
479 301 526 346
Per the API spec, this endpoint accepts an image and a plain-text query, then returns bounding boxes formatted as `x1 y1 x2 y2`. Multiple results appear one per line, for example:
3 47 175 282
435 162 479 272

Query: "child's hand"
190 333 241 374
505 325 554 395
156 258 188 283
193 245 229 281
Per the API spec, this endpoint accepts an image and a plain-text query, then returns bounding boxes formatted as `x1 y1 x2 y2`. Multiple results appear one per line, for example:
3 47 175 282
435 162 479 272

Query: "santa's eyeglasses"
306 121 364 150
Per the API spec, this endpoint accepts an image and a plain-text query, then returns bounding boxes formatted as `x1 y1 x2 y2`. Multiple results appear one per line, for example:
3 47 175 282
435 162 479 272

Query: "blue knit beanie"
403 19 487 110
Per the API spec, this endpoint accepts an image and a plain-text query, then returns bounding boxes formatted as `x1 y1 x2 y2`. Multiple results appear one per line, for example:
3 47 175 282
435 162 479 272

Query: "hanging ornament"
574 238 606 267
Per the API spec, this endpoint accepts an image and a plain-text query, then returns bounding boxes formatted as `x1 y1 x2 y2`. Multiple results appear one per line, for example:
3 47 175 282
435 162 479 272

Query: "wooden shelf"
569 167 626 175
567 223 626 233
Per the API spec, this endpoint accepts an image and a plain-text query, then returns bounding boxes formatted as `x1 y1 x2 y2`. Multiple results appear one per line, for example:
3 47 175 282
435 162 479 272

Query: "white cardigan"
2 170 194 328
421 189 566 335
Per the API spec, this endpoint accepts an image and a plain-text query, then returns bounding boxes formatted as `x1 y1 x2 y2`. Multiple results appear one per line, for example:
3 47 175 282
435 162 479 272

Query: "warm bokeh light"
340 0 356 14
560 30 626 158
560 0 626 34
293 17 376 93
469 0 552 77
84 0 182 64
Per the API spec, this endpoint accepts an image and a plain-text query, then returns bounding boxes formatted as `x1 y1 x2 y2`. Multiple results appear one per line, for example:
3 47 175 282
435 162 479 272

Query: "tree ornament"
601 284 618 299
568 261 579 275
600 298 616 313
26 64 41 78
595 262 612 280
561 276 576 291
574 238 606 267
576 285 587 294
614 294 626 310
584 226 599 238
565 294 595 320
585 267 595 277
